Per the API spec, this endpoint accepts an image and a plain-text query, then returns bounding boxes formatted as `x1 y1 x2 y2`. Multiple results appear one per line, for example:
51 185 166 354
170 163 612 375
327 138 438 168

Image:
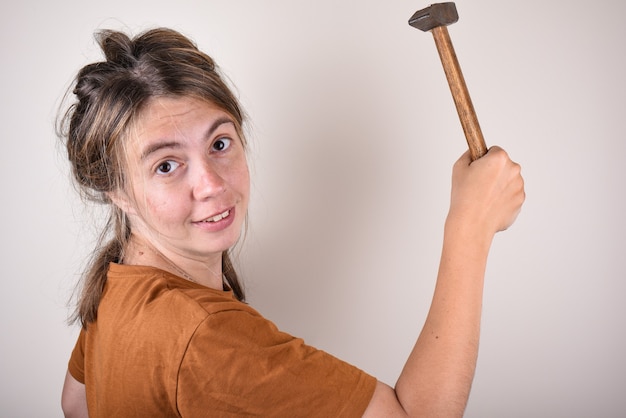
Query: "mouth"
201 209 231 223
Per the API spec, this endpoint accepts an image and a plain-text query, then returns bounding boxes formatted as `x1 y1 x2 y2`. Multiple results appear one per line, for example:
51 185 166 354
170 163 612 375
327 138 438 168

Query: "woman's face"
115 96 250 262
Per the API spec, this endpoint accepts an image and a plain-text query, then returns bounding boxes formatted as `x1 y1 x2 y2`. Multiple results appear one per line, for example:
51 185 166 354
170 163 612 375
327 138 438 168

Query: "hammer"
409 2 487 161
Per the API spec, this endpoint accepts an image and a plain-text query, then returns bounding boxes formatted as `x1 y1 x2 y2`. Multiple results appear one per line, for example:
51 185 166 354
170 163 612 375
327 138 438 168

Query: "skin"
362 146 524 417
109 96 250 289
62 97 524 417
61 372 87 418
62 96 250 418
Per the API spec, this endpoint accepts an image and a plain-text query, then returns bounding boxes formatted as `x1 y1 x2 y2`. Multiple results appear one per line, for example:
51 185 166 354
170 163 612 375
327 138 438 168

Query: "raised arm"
363 146 525 417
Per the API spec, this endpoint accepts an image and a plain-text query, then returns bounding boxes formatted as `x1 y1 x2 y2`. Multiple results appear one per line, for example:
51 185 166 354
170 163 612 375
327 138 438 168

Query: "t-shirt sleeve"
67 328 86 384
177 309 377 417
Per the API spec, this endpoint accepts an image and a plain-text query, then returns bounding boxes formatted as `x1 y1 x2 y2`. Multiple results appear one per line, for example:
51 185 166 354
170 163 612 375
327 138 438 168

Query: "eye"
155 160 180 175
211 137 232 152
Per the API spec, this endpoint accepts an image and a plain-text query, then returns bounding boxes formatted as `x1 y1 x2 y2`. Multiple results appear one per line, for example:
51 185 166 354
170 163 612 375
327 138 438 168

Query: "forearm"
362 147 524 417
395 217 493 417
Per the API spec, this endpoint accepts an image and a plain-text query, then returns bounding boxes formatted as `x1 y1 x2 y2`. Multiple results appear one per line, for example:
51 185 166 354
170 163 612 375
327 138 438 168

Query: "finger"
454 149 473 168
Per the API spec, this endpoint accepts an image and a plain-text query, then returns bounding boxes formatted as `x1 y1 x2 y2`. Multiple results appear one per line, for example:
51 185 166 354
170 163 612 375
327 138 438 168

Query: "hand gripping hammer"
409 2 488 160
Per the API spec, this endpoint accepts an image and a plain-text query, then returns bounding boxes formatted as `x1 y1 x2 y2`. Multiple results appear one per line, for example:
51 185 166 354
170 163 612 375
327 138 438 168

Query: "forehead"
125 96 236 154
135 96 229 135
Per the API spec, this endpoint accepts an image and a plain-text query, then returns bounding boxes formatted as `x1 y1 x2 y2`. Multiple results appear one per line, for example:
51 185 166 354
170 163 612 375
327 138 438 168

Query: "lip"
192 207 236 232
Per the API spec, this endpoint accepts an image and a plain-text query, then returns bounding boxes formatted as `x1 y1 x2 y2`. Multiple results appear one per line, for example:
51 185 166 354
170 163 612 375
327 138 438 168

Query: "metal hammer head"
409 2 458 32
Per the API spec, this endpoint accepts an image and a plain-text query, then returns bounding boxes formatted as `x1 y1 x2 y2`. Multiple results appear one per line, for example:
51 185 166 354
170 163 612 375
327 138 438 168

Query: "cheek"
234 164 251 204
142 189 188 226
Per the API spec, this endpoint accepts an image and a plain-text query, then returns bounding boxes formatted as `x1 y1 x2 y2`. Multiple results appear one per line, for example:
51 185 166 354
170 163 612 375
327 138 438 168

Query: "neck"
123 234 224 290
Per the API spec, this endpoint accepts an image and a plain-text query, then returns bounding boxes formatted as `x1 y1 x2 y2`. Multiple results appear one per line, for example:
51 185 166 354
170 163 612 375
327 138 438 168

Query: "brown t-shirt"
68 263 376 417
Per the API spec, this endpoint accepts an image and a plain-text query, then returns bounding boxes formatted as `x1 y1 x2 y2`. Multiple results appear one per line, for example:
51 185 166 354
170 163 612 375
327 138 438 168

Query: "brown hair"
58 27 247 327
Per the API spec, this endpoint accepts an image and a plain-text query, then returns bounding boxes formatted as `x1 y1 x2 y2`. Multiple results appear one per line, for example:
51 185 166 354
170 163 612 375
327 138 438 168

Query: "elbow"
61 394 85 418
61 399 76 418
61 397 89 418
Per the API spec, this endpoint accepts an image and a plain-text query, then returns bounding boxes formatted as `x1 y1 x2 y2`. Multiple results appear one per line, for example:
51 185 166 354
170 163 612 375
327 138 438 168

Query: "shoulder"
104 262 247 316
94 263 254 351
178 309 377 417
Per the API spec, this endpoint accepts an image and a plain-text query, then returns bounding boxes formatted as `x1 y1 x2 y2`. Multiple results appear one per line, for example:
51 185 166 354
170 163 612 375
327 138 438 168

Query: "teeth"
205 210 229 223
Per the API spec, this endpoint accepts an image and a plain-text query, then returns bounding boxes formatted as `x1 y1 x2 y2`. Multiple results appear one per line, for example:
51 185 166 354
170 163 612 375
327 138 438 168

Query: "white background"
1 0 625 416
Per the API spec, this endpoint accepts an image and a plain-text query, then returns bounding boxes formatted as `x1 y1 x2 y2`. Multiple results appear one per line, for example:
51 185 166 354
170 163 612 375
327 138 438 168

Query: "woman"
59 28 524 417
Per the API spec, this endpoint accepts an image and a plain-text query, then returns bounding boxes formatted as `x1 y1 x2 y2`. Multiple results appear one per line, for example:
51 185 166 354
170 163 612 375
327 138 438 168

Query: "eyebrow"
140 116 236 161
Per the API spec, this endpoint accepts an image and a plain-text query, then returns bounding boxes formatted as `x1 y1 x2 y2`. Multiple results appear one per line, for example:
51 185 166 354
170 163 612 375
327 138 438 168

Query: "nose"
192 160 226 200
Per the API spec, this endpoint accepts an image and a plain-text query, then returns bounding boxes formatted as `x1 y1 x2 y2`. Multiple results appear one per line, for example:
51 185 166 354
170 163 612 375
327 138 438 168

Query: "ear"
106 189 137 216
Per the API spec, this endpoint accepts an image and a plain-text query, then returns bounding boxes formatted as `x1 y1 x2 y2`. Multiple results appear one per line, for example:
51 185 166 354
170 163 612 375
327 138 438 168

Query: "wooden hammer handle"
432 25 487 161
